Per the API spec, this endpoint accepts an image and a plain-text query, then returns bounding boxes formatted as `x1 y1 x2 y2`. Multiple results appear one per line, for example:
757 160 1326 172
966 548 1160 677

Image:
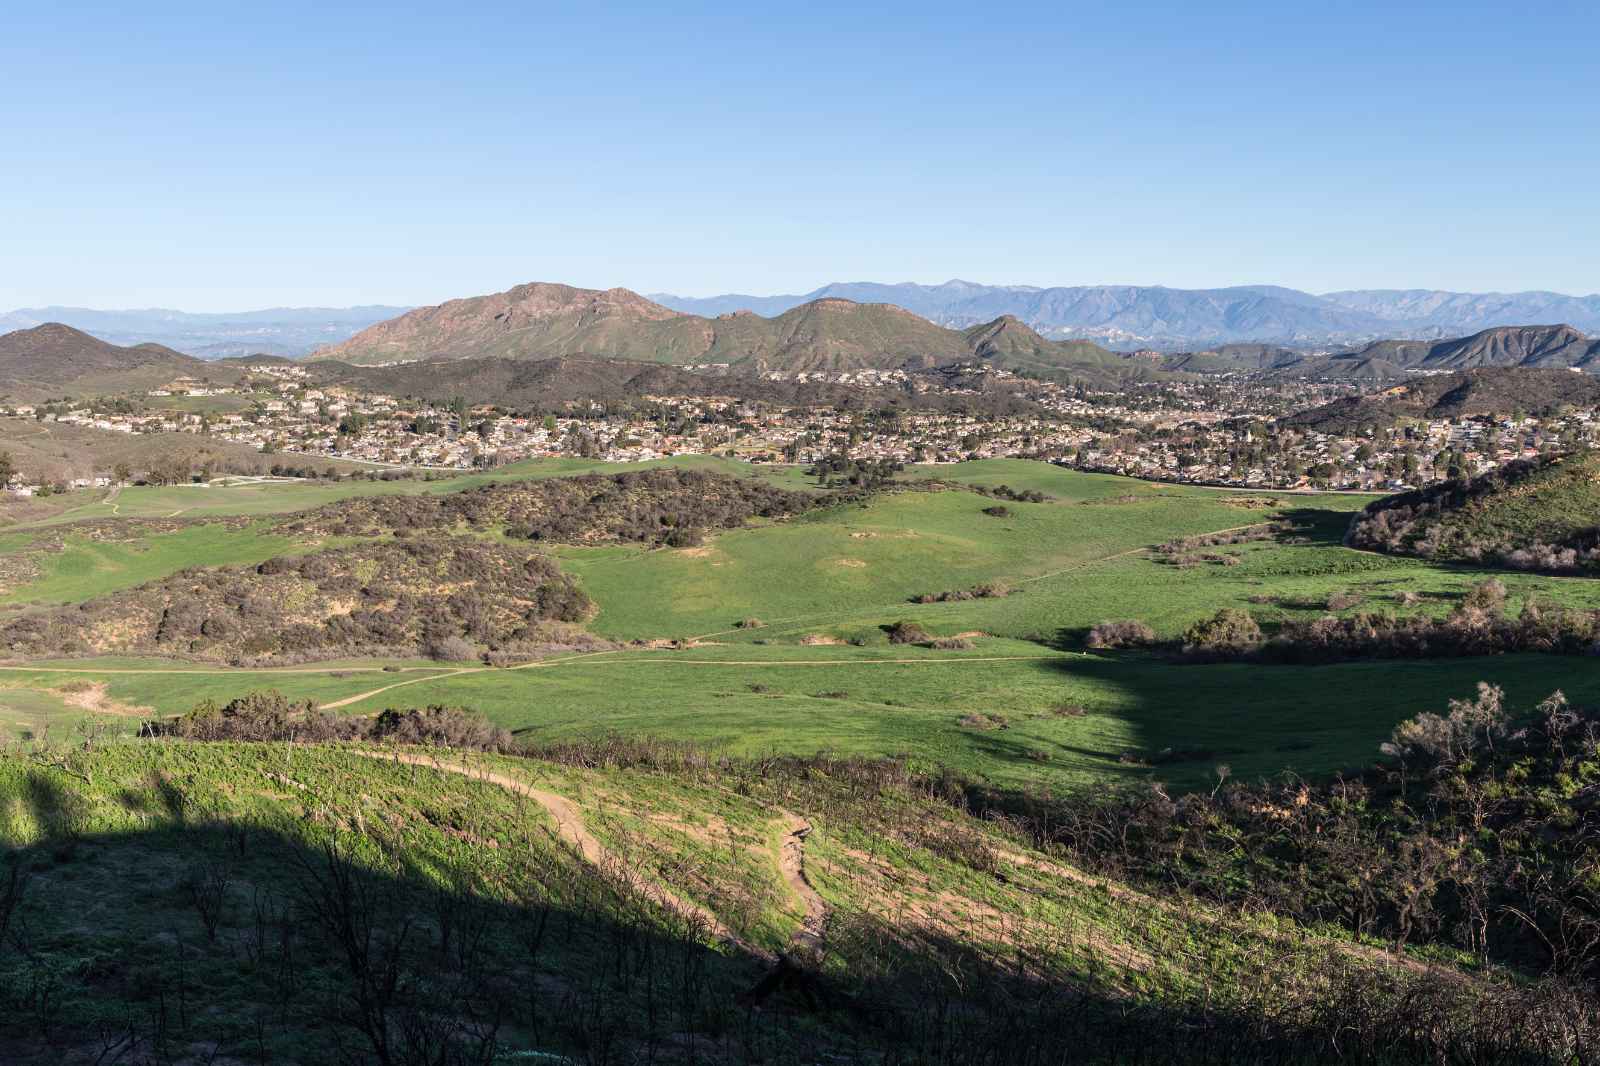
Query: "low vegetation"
0 536 591 663
278 467 838 548
1350 452 1600 574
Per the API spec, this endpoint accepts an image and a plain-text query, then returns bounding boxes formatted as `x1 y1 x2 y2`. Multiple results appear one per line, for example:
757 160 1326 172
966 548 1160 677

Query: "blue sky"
3 1 1596 310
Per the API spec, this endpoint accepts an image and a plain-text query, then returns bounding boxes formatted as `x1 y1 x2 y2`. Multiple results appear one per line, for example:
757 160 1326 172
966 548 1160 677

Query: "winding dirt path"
351 748 830 961
352 749 756 952
776 813 827 956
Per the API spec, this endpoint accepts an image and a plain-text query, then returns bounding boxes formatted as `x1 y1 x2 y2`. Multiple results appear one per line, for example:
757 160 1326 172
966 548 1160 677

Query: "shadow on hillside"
1 757 1584 1065
0 765 779 1065
1276 507 1359 549
1020 652 1600 791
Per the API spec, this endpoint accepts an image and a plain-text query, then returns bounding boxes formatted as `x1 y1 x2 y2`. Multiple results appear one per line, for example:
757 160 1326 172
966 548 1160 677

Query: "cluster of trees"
1002 684 1600 981
0 536 591 664
1179 583 1600 663
911 581 1009 604
964 482 1050 503
1153 522 1299 568
150 690 514 750
806 454 904 489
282 468 835 549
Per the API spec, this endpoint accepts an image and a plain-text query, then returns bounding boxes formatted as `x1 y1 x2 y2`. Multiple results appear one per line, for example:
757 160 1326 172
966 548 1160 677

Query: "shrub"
930 636 975 650
1326 591 1364 611
1182 608 1262 654
1085 620 1157 649
981 505 1011 518
886 620 932 644
425 635 480 662
1462 578 1508 613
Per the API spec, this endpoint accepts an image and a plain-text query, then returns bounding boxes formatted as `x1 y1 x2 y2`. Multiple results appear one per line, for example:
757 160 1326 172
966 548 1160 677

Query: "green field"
0 523 307 604
4 458 1597 794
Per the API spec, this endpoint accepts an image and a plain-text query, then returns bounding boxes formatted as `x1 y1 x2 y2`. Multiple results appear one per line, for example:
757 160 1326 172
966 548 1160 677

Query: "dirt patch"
676 546 717 558
832 558 867 569
55 681 153 718
800 634 842 646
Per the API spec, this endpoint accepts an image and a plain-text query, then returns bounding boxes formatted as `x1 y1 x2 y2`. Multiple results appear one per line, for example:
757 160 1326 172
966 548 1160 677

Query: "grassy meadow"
3 458 1598 794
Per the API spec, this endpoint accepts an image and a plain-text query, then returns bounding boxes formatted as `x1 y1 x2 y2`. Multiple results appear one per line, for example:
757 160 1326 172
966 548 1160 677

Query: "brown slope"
1336 324 1600 372
735 299 971 370
1416 324 1598 370
314 281 1179 375
311 282 716 366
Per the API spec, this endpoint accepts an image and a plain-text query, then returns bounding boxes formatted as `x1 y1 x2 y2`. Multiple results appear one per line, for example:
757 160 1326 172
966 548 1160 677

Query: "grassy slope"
0 740 1488 1063
0 455 810 603
0 524 305 605
1431 451 1600 549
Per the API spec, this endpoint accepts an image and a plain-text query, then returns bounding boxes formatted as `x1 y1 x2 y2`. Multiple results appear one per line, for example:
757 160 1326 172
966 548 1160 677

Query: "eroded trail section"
353 749 753 954
777 813 827 956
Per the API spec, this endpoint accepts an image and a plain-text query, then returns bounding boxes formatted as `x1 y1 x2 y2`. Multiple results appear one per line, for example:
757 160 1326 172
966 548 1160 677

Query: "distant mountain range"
311 282 1149 380
650 282 1600 351
15 282 1600 359
1166 325 1600 381
0 306 409 358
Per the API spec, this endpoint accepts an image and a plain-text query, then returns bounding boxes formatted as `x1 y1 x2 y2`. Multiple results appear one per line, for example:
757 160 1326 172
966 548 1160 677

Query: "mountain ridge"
652 281 1600 350
311 281 1139 377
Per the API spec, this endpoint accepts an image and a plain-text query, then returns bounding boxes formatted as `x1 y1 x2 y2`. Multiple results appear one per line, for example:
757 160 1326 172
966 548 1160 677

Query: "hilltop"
0 323 244 401
1349 451 1600 572
311 282 1133 374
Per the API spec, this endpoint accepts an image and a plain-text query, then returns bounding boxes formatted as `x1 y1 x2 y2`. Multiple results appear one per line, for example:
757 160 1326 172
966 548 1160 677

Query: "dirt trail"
353 749 754 952
352 749 831 961
776 813 827 955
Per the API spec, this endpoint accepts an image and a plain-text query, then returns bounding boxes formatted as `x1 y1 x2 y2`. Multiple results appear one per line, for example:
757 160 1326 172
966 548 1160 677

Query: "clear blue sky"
4 1 1596 310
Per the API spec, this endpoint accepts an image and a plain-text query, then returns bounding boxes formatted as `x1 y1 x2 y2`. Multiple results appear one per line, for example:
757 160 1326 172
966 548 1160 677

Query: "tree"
0 449 13 488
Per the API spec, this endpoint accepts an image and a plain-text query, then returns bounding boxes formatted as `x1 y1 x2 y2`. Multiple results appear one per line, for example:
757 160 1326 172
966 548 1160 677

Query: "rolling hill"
0 304 408 357
0 323 247 401
310 281 1139 375
1177 325 1600 381
1348 451 1600 573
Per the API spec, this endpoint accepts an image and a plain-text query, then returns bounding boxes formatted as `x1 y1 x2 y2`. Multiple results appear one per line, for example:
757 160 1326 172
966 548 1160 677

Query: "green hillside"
0 728 1586 1064
1350 452 1600 572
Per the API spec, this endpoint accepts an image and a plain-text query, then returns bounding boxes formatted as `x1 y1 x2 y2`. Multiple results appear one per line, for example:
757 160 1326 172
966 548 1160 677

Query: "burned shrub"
1085 620 1157 649
886 620 932 645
